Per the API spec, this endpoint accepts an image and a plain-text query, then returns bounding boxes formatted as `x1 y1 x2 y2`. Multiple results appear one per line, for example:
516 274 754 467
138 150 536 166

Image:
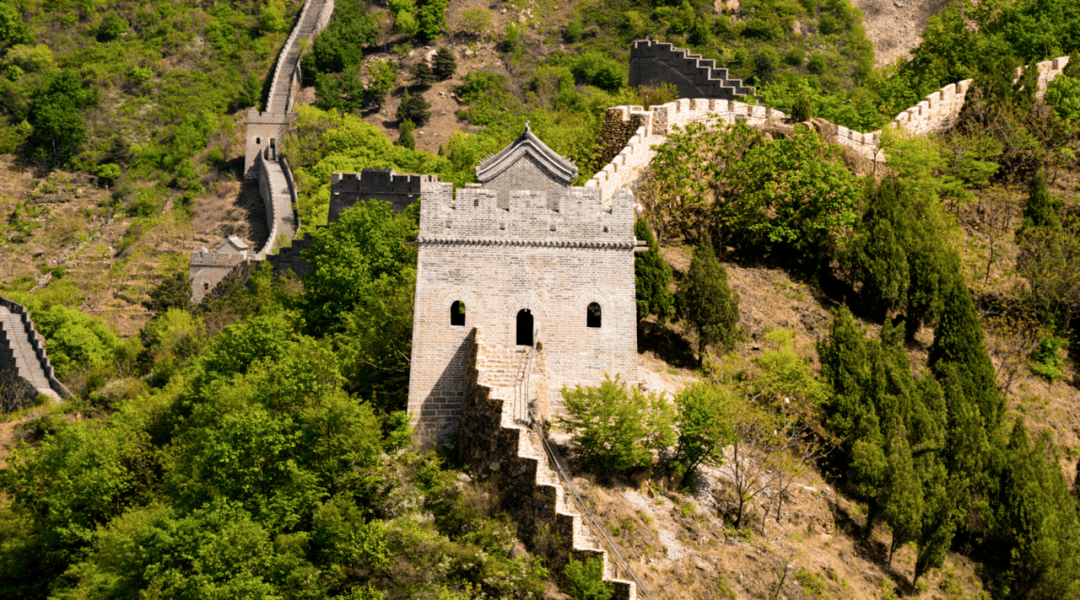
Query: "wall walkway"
591 53 1070 198
0 297 71 406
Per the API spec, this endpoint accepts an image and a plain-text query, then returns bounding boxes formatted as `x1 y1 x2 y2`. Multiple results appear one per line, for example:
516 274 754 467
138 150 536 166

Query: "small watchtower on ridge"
407 125 641 445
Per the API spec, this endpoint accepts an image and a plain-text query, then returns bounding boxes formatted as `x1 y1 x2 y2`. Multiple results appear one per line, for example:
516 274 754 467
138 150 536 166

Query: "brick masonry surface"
407 132 640 446
456 328 635 599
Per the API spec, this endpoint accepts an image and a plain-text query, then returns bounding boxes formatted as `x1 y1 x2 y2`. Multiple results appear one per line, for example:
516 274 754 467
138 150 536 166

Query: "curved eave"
475 131 578 185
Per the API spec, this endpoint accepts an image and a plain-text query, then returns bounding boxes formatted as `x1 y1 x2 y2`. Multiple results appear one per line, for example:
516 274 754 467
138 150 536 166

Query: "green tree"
396 89 431 126
557 375 675 475
302 200 416 334
0 4 32 50
882 423 924 565
1019 171 1062 233
677 232 740 365
673 383 735 477
929 277 1003 430
397 119 416 150
411 61 435 87
433 47 457 80
563 556 612 600
142 271 193 315
634 219 674 323
416 0 448 42
791 91 813 121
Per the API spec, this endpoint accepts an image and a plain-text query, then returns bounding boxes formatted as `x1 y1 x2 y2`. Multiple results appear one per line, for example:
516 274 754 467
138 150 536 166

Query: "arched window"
451 301 466 326
587 302 601 328
516 309 533 346
255 137 261 144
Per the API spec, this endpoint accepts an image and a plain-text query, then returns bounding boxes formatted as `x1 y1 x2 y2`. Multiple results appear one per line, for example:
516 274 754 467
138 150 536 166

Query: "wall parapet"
590 55 1070 195
0 296 72 401
456 328 635 600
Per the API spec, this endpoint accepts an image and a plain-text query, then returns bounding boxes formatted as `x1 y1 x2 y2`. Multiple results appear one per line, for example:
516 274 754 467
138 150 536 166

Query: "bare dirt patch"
850 0 952 67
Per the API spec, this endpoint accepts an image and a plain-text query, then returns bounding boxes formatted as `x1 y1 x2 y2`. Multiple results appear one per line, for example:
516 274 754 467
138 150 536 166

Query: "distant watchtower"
407 125 640 445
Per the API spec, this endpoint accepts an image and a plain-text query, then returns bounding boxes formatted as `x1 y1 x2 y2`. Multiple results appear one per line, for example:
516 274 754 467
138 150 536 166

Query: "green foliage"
142 270 193 316
791 91 813 121
1020 171 1062 233
645 121 858 259
460 8 492 38
557 375 675 475
27 302 119 377
929 276 1003 429
411 61 435 87
673 383 736 476
302 200 416 335
0 4 33 50
634 219 674 323
397 119 416 149
433 47 457 80
396 89 431 125
1045 74 1080 124
1028 335 1068 382
416 0 449 42
563 557 613 600
842 176 955 337
677 232 740 364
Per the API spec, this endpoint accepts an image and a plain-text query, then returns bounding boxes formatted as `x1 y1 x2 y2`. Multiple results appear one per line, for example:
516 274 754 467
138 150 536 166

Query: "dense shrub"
557 375 674 475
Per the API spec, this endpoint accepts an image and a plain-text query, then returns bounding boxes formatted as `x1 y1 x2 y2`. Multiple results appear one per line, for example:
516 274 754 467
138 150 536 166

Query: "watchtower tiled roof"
475 122 578 187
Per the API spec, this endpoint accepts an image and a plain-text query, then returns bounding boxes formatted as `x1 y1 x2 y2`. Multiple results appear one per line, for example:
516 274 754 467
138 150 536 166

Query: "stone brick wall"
590 55 1070 198
0 296 70 402
329 169 436 220
408 181 638 444
456 328 635 599
190 243 260 304
629 39 753 100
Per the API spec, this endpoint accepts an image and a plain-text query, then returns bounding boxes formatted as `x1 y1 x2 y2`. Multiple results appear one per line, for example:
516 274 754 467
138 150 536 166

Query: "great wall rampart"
193 0 331 301
629 39 754 100
0 296 72 406
590 46 1070 198
456 328 636 600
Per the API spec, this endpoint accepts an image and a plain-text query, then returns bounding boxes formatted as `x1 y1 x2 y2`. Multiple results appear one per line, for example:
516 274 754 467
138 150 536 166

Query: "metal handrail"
527 411 653 600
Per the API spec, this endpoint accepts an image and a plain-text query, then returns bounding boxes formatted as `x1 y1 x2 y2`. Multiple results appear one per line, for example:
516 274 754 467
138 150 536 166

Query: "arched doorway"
516 309 533 346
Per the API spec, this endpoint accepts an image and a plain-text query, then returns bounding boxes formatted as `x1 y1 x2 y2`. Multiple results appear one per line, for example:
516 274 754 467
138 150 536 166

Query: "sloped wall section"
457 328 635 600
0 296 71 406
629 40 753 100
594 55 1071 197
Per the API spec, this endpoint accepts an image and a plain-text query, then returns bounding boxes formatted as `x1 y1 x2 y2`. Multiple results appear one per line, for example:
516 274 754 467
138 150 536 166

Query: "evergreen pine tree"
396 89 431 125
817 306 873 444
849 178 912 318
1020 171 1062 232
433 47 457 80
914 460 956 587
634 219 675 324
397 120 415 150
930 277 1003 430
677 232 740 365
882 422 924 565
411 61 435 87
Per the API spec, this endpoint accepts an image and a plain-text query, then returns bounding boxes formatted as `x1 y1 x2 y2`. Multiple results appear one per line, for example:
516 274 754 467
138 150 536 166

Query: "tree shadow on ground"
828 498 915 594
637 320 698 370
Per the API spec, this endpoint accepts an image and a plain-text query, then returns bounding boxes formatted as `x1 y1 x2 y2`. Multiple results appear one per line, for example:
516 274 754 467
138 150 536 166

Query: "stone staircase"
458 328 636 599
0 298 65 405
629 39 753 100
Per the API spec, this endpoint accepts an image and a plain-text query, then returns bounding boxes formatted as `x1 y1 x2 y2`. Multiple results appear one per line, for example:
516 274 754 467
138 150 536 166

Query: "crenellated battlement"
630 39 753 99
329 168 440 219
418 184 635 242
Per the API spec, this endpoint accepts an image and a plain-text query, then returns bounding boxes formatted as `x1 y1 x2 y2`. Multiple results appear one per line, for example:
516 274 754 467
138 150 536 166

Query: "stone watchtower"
407 125 640 444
